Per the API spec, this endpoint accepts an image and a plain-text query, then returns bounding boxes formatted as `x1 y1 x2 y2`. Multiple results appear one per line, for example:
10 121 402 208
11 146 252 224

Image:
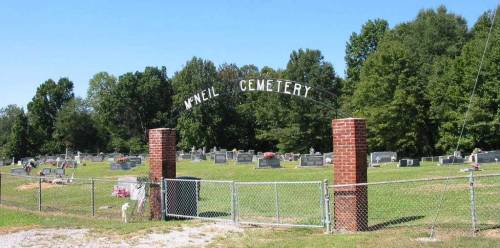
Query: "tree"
5 110 29 161
0 105 23 156
254 49 339 153
353 40 424 156
173 57 221 150
87 72 117 112
53 98 104 152
98 67 173 151
27 78 74 154
428 7 500 153
344 19 389 95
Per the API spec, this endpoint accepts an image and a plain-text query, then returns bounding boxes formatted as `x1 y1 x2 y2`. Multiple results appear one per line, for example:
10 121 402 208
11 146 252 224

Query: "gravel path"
0 223 242 248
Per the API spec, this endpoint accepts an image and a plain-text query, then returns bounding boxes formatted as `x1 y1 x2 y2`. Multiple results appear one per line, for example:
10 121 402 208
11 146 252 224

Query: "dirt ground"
16 182 62 191
0 223 242 248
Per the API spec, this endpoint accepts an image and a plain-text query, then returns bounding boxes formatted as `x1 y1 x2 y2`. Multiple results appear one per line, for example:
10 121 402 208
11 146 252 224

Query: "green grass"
1 160 500 247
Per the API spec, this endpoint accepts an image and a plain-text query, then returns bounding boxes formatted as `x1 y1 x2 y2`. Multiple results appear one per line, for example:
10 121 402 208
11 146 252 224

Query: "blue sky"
0 0 497 109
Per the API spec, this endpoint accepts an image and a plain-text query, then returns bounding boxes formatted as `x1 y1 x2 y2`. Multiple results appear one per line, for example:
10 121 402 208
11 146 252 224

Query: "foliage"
5 110 29 160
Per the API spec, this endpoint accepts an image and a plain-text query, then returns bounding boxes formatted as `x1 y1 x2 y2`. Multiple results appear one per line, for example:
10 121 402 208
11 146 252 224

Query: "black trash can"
172 176 201 217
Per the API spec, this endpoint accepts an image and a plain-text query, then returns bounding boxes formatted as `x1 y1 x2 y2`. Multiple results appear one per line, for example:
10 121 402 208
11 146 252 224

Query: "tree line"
0 6 498 160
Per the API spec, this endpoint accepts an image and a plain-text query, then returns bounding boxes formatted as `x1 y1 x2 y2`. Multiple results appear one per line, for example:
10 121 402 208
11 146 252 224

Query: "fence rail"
1 172 499 239
164 178 328 229
0 173 157 222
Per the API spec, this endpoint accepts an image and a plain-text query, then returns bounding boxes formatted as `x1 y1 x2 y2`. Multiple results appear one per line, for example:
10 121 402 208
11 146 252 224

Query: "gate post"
332 118 368 232
149 128 176 220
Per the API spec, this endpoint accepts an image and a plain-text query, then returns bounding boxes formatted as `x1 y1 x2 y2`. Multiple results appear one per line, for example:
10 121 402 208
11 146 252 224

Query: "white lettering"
184 97 194 110
208 87 212 98
293 83 302 96
201 90 208 101
266 80 273 91
248 79 255 91
284 81 291 94
194 93 202 104
212 86 219 97
304 86 311 98
256 79 265 91
239 80 246 91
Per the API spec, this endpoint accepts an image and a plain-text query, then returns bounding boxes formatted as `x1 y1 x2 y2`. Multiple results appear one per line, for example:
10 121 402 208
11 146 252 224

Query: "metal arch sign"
183 78 333 111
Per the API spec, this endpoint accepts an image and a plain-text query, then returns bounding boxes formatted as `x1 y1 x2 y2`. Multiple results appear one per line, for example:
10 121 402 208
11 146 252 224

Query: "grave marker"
398 159 420 167
214 153 227 164
236 153 253 164
299 154 324 167
256 157 281 168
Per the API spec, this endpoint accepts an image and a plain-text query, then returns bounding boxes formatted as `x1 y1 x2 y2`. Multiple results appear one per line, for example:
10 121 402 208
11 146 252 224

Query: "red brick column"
149 128 176 220
332 118 368 232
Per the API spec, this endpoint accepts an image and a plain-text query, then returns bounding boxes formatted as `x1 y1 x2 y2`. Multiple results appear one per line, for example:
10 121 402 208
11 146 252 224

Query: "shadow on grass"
199 211 230 218
479 224 500 232
368 215 425 231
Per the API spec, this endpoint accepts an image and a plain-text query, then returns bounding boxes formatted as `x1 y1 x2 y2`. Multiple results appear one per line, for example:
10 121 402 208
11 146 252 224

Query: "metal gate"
163 178 330 229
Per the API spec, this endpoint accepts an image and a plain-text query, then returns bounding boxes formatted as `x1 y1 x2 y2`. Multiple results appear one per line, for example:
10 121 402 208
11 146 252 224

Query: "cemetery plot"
214 153 227 164
299 155 324 167
473 150 500 164
370 151 397 166
439 155 465 165
398 159 420 167
236 153 253 164
256 158 281 168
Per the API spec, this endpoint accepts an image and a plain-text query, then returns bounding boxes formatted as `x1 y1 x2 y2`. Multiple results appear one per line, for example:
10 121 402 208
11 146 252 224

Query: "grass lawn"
1 159 499 247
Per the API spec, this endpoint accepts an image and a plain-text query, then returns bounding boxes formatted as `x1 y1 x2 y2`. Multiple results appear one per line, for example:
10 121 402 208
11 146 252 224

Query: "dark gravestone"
180 154 191 160
475 151 500 163
398 159 420 167
299 154 324 167
257 158 281 168
128 157 142 166
370 151 397 166
236 153 253 164
110 162 130 170
214 153 227 164
11 168 27 175
439 156 464 165
226 151 234 160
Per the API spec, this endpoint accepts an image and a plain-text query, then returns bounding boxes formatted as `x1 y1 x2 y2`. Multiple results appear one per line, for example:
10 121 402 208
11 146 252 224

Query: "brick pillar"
332 118 368 232
149 128 176 220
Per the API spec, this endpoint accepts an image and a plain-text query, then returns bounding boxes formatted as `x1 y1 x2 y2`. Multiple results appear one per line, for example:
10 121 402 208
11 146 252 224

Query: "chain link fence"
1 172 499 238
164 179 328 228
0 173 155 222
329 173 500 239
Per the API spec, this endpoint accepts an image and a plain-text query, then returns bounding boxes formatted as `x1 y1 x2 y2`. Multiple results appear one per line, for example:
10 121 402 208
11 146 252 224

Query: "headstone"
398 159 420 167
370 151 397 166
438 155 465 165
226 151 234 160
299 154 324 167
248 150 255 155
214 153 227 164
474 150 500 164
257 158 281 168
180 154 191 160
128 157 142 166
236 153 253 164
